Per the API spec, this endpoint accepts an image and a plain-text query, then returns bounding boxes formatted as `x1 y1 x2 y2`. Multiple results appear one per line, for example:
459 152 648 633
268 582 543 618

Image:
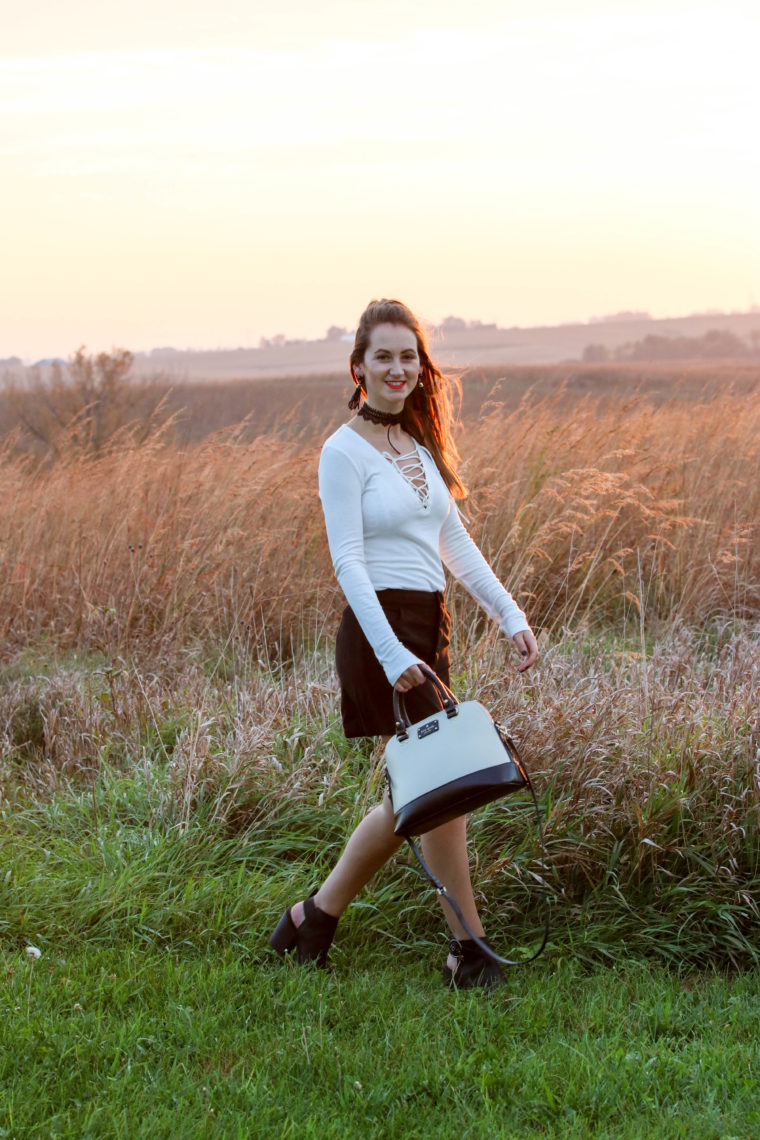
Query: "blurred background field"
3 347 760 446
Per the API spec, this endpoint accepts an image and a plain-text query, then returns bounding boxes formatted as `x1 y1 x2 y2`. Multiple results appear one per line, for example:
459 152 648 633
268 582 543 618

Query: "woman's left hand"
512 629 539 672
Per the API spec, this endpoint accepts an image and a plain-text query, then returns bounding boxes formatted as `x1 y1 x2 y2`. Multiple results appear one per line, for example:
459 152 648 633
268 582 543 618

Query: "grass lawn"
2 944 758 1139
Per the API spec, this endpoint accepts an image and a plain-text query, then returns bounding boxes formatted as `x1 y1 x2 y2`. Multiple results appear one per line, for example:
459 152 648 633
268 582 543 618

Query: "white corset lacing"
382 445 431 510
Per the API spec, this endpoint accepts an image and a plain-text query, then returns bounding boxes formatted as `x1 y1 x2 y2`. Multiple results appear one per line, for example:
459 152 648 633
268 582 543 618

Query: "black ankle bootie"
443 937 506 990
268 893 339 968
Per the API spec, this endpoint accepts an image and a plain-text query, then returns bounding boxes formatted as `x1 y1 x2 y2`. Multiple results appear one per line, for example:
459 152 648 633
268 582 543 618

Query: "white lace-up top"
381 445 431 510
318 424 529 686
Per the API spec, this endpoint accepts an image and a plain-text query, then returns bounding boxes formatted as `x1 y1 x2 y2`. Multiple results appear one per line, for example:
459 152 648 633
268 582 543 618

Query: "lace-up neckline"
382 443 430 510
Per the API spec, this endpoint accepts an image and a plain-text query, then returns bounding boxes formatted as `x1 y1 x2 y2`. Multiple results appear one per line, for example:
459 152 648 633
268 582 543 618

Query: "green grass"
1 756 756 971
2 948 758 1139
1 764 758 1138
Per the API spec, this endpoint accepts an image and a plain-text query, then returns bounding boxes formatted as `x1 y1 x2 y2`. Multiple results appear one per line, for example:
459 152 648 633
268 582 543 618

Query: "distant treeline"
2 348 760 460
584 328 760 362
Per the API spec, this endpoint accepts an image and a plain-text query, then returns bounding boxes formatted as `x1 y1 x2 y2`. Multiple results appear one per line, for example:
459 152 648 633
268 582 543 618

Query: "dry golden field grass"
1 362 759 657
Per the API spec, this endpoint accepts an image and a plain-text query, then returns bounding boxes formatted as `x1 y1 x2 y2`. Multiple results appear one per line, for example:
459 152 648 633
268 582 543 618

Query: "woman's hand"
513 628 539 672
393 663 427 692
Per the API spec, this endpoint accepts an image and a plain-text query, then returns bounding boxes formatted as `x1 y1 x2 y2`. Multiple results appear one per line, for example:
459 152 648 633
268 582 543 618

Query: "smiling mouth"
385 381 407 390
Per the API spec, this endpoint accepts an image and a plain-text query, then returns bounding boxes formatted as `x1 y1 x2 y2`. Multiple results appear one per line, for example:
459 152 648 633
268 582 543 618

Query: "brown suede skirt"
335 588 452 739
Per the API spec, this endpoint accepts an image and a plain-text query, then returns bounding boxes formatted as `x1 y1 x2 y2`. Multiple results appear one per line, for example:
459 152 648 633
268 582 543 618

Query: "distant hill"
128 311 760 381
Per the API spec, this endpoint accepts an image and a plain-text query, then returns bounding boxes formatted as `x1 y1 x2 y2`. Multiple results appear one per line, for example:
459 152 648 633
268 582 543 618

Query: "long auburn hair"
349 299 467 499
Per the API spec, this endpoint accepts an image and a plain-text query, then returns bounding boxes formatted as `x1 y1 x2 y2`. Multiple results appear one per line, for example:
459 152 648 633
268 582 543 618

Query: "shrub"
2 347 172 459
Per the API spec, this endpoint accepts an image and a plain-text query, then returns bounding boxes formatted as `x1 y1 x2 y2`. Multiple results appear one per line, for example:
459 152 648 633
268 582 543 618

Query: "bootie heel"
443 937 506 990
268 894 339 968
268 909 297 954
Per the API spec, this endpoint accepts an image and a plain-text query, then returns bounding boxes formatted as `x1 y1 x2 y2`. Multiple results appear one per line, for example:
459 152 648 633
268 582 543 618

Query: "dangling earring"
348 377 364 410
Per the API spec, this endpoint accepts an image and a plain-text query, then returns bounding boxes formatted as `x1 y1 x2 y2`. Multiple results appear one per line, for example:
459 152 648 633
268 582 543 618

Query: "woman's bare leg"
318 794 402 913
291 792 403 925
290 735 486 953
420 815 485 940
291 808 485 945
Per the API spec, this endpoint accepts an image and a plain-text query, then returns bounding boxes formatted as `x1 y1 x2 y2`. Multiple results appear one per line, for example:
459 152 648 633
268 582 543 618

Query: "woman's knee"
421 814 467 849
366 793 402 843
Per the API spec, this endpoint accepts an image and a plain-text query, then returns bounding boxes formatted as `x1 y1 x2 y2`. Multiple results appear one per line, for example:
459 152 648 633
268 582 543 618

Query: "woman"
269 299 539 989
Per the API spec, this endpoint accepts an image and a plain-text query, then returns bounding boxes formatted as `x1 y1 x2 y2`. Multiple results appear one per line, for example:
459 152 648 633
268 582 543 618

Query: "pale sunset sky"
2 0 758 360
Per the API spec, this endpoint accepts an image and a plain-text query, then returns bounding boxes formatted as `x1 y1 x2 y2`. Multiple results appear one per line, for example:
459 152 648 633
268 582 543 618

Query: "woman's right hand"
393 664 427 693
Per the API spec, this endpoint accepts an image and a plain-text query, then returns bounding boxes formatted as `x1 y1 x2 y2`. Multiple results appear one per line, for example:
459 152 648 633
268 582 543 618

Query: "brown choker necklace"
357 403 403 426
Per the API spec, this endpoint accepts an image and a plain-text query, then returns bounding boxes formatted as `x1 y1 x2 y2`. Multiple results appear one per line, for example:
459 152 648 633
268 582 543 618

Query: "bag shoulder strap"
406 745 550 968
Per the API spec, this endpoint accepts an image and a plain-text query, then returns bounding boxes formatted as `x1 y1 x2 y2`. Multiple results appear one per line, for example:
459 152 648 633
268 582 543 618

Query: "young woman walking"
269 299 539 988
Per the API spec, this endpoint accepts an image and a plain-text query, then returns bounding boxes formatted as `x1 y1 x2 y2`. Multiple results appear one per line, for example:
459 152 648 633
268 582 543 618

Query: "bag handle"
392 662 459 735
406 736 551 968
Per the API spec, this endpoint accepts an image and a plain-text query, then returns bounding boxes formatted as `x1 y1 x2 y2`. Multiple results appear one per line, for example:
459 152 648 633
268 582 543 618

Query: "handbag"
385 665 528 837
384 663 550 966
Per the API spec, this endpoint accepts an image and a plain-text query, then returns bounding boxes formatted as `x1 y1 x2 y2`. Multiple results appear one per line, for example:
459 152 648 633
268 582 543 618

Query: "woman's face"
358 323 420 413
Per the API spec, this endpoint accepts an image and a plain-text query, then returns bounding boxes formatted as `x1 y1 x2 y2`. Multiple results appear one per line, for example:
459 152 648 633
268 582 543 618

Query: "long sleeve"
318 444 423 685
439 502 529 638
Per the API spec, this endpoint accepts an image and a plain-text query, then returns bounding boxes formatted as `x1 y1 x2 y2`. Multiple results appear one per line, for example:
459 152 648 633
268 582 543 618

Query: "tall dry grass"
459 386 760 629
0 386 758 660
0 427 333 660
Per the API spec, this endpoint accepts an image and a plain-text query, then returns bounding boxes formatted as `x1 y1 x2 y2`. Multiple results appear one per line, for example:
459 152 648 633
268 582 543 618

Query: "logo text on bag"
418 720 440 739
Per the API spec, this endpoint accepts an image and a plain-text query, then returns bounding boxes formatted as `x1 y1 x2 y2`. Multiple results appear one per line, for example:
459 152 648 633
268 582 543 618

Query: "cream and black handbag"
384 664 549 965
385 666 529 837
